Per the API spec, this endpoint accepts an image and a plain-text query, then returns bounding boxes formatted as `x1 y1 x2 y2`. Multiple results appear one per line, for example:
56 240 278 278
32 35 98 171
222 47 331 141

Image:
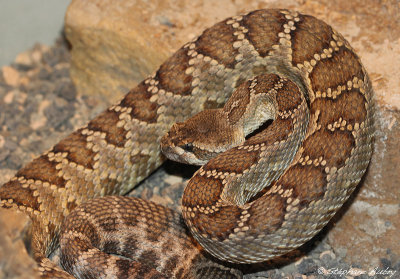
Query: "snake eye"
181 143 194 152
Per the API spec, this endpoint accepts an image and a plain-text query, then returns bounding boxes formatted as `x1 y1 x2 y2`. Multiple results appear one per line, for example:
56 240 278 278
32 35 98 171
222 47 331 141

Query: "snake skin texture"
0 9 374 279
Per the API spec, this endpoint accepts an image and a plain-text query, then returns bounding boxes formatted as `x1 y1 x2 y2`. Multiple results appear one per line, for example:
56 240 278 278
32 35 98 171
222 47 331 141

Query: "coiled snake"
0 9 375 279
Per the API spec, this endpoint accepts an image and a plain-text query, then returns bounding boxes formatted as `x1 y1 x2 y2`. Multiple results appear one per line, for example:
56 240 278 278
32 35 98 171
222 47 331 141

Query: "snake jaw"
160 108 246 166
161 144 206 165
160 124 205 165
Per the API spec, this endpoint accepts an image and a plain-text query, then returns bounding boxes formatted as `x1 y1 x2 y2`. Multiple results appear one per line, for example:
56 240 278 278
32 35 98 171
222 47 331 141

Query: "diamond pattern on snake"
0 8 374 279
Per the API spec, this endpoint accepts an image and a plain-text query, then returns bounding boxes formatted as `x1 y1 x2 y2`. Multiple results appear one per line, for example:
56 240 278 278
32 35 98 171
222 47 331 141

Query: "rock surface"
0 209 39 279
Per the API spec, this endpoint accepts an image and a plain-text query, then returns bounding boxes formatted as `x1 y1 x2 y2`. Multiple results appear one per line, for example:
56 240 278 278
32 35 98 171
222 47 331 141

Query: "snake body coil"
0 9 374 279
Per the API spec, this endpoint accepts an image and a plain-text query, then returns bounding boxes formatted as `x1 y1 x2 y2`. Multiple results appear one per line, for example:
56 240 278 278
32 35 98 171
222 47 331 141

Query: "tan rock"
0 208 39 279
2 66 20 87
65 1 170 102
15 52 33 66
0 136 4 150
3 91 14 104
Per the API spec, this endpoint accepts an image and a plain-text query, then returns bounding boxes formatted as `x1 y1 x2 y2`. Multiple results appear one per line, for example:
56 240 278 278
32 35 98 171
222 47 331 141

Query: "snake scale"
0 9 374 279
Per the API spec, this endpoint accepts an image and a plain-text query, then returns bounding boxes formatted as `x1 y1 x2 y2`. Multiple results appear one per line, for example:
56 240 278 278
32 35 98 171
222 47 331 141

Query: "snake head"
160 109 244 165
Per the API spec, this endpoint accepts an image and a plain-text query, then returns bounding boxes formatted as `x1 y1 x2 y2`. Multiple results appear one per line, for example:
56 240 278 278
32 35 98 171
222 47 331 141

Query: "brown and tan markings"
0 8 374 279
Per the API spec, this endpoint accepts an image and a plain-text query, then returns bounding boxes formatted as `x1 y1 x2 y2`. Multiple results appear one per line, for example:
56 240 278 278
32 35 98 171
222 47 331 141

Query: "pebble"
2 66 20 87
297 258 319 275
54 79 77 101
0 135 4 149
15 51 34 66
3 91 14 104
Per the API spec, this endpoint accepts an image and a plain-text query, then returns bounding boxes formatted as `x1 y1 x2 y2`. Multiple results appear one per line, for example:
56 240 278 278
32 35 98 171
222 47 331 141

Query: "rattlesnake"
0 9 374 279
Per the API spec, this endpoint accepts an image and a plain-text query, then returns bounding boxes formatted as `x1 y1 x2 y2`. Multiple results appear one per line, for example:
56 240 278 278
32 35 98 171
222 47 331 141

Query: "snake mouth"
160 127 205 165
161 145 205 165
